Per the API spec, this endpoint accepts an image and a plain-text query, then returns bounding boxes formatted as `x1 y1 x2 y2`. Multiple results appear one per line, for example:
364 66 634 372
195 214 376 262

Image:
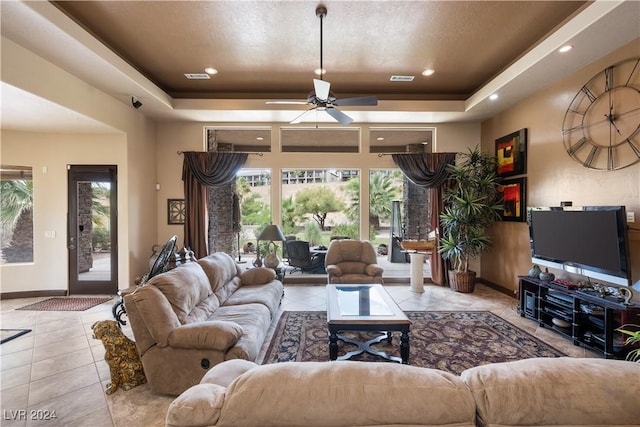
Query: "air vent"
390 75 415 82
184 73 211 80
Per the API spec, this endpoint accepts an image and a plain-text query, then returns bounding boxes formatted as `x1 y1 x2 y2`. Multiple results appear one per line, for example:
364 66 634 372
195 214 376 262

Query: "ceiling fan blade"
333 96 378 107
265 100 308 105
290 108 317 124
313 79 331 101
326 107 353 125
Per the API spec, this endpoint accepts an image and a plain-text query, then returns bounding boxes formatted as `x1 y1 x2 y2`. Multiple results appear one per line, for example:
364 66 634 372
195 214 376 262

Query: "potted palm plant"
616 324 640 362
439 146 502 292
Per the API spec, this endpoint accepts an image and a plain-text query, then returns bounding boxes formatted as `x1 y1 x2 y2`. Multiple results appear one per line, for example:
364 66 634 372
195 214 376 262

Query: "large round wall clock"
562 57 640 171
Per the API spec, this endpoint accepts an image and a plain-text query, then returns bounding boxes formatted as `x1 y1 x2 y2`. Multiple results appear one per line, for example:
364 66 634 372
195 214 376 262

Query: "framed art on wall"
496 128 527 177
499 177 526 222
168 199 185 225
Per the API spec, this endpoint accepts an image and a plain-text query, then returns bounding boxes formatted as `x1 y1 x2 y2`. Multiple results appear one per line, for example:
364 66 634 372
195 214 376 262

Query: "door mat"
1 329 32 344
262 311 565 374
16 297 113 312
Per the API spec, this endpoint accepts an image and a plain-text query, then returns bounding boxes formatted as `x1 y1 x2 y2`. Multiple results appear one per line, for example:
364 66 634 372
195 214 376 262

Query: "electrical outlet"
627 212 635 223
44 231 56 238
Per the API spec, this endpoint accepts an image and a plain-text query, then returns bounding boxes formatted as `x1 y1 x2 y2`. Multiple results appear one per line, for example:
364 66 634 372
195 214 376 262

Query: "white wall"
1 38 158 295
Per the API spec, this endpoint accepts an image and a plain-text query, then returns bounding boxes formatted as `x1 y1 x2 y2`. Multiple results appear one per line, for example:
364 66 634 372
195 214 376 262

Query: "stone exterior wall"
402 177 431 240
207 182 238 256
77 182 93 272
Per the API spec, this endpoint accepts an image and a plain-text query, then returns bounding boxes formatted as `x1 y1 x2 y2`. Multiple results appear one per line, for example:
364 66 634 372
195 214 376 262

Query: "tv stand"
518 276 640 359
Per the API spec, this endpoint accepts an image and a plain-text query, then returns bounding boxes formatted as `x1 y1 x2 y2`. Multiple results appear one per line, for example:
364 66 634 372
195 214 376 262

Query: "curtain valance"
391 152 456 187
182 151 248 186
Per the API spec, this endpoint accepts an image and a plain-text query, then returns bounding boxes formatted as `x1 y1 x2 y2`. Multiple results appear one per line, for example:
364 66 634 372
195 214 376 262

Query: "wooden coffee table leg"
400 330 410 364
329 330 339 360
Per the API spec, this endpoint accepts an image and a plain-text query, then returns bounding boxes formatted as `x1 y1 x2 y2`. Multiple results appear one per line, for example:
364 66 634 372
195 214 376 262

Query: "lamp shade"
258 224 286 242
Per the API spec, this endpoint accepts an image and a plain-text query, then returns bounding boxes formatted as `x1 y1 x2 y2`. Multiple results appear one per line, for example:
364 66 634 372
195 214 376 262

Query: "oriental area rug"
16 297 112 312
262 311 565 374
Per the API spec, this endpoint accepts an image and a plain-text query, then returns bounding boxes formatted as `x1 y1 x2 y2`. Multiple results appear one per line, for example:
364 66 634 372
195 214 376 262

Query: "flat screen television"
527 206 631 286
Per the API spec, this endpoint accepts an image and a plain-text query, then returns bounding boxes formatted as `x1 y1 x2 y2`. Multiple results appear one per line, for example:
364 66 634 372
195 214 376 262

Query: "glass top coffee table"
326 284 411 364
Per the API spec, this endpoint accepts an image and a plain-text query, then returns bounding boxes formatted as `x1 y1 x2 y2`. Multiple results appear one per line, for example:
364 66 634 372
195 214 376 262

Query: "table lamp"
258 224 286 268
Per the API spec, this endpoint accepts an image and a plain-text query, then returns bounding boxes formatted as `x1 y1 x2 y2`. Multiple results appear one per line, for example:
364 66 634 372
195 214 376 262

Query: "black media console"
519 276 640 359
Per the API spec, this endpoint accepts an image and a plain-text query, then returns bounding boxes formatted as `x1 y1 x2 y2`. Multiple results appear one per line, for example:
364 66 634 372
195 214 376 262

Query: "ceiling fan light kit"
266 4 378 126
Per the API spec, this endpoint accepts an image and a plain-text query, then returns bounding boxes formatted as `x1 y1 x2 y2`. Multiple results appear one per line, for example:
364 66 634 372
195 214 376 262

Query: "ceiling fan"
266 5 378 126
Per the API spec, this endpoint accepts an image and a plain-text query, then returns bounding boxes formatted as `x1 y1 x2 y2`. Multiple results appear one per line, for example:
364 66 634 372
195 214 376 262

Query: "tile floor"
0 283 599 427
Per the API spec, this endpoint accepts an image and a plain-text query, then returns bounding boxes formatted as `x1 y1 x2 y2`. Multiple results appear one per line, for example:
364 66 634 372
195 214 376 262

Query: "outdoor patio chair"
285 240 325 274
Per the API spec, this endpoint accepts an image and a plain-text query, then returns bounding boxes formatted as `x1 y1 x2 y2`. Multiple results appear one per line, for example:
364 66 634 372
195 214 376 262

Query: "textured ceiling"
2 1 639 131
52 1 586 100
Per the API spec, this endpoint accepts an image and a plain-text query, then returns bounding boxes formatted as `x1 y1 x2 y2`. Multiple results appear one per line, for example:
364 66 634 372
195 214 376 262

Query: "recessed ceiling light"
314 68 326 76
377 137 385 141
204 67 218 75
489 94 499 101
256 137 264 141
422 69 435 76
558 45 573 53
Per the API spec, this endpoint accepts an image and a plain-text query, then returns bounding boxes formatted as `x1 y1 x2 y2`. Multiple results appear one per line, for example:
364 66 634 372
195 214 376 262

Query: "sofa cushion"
200 359 258 388
240 267 276 285
165 383 226 427
222 282 283 316
197 253 242 303
129 285 181 347
216 361 476 426
167 321 244 350
146 262 214 324
211 304 272 361
461 357 640 427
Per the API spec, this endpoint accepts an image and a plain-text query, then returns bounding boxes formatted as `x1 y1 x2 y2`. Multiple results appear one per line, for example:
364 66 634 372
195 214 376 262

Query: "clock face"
562 57 640 171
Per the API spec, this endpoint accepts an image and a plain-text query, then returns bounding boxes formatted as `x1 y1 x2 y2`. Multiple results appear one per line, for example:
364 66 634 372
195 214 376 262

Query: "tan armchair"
325 240 384 284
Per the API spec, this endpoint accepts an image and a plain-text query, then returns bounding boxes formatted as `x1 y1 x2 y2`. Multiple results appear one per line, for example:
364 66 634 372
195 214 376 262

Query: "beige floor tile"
30 348 95 382
27 363 100 407
0 364 32 391
26 383 108 427
0 348 33 372
1 383 30 412
32 336 90 363
0 334 35 356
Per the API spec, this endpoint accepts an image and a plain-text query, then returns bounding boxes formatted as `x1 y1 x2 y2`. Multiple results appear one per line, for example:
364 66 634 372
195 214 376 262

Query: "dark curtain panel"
182 152 248 258
392 152 456 286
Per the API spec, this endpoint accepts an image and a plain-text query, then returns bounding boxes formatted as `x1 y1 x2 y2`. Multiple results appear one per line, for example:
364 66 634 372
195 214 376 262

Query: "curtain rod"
177 150 263 156
377 152 425 157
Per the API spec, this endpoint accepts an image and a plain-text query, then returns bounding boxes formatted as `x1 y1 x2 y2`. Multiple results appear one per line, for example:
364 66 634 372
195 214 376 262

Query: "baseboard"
1 290 67 300
477 278 517 299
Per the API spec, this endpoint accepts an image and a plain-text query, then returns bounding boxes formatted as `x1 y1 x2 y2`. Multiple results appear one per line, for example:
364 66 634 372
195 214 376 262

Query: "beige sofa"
123 252 283 395
166 357 640 427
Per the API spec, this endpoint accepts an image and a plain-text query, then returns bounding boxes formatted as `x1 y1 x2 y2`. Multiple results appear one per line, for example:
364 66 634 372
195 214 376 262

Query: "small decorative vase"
528 264 542 278
539 268 555 282
263 242 280 269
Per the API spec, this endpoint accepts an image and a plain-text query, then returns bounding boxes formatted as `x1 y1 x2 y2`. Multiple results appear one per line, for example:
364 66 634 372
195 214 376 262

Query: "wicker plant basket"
448 270 476 293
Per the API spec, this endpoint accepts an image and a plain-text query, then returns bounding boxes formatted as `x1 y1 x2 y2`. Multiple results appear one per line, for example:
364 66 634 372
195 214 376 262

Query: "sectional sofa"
166 357 640 426
123 252 283 395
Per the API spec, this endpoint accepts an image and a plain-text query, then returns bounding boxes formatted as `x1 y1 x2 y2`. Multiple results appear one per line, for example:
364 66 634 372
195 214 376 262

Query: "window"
237 168 272 254
1 166 34 264
281 168 360 245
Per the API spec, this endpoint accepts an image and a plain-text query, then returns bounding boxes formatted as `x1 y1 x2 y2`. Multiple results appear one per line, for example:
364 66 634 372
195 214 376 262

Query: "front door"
68 165 118 294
